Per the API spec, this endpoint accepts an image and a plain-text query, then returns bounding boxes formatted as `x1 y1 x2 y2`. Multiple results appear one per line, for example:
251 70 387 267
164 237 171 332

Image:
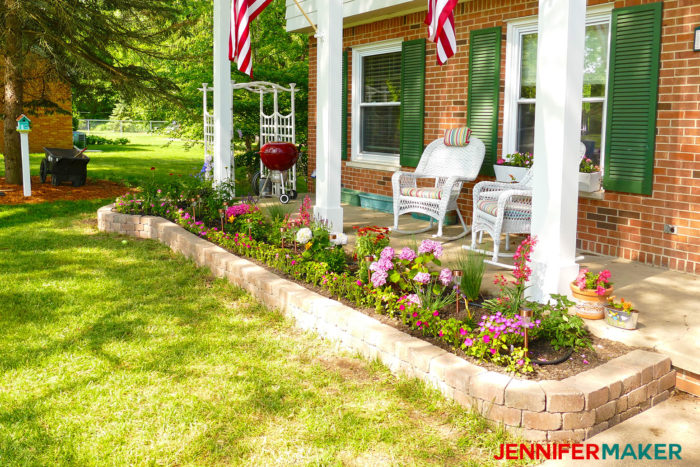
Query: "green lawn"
0 201 523 465
0 132 307 194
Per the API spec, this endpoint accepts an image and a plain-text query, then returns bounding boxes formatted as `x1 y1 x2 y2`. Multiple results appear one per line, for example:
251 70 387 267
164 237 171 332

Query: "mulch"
0 176 131 205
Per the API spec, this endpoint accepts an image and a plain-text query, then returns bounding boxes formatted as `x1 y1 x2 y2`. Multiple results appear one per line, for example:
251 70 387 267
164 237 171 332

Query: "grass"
0 201 525 465
0 132 307 194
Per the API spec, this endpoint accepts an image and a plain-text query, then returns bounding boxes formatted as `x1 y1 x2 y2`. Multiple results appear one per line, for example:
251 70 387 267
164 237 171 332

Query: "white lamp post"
16 114 32 197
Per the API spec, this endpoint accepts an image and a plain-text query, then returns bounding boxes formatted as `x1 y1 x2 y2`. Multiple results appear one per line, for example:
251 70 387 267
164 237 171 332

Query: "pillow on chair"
443 127 471 146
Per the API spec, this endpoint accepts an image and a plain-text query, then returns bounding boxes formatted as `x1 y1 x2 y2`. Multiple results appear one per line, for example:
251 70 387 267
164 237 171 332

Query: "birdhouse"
16 114 31 132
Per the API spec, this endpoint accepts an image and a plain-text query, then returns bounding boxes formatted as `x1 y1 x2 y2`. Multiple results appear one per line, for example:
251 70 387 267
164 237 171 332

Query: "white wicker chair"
391 137 485 241
469 143 586 264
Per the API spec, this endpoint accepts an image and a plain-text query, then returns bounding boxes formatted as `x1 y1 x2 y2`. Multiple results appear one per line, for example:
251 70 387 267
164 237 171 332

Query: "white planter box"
579 172 602 192
493 165 529 183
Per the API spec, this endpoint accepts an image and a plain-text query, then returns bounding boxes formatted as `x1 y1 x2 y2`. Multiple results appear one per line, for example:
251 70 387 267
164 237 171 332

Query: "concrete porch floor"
260 195 699 378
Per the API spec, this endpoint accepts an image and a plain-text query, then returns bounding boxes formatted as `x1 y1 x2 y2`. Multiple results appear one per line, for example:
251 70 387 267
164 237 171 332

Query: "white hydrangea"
330 232 348 245
296 227 313 244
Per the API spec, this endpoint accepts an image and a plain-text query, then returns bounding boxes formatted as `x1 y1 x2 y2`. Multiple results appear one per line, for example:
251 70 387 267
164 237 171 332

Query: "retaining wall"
97 205 677 442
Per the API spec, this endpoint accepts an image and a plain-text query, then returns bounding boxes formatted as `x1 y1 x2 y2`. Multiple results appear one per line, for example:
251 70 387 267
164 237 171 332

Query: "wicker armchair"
469 143 586 263
391 137 485 241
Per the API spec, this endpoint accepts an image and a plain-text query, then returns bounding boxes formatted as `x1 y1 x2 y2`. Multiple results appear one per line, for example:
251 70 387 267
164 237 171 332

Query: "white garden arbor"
212 0 587 302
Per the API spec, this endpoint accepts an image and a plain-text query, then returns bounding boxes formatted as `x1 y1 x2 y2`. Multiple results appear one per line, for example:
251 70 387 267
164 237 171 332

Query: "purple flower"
371 269 388 287
439 268 453 286
418 239 443 258
398 247 417 261
380 247 395 261
413 272 431 284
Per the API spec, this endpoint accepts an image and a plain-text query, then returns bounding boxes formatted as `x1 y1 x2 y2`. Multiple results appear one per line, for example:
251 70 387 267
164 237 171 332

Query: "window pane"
583 23 609 98
520 33 538 99
362 52 401 103
517 103 536 154
581 102 604 165
361 106 400 154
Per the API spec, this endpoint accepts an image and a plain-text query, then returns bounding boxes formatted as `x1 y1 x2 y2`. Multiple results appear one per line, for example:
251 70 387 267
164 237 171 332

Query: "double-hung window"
352 40 402 165
504 7 612 167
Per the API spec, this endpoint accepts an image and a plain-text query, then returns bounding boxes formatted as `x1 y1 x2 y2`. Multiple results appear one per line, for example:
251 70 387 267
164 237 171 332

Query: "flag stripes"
229 0 273 77
425 0 459 65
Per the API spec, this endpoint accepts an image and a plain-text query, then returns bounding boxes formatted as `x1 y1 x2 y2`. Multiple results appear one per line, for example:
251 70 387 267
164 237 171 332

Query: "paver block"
548 429 586 442
614 350 669 382
429 353 468 381
523 411 561 431
470 371 511 405
505 379 545 412
453 389 477 409
652 390 670 406
586 421 609 438
627 385 647 407
562 411 595 430
616 395 628 413
540 380 585 413
444 361 485 394
595 400 617 423
619 406 641 422
404 341 446 373
562 374 609 410
481 402 522 426
659 370 676 391
645 380 659 399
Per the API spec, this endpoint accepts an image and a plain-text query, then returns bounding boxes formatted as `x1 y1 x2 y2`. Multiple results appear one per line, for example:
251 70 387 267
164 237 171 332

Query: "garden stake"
247 218 252 237
452 269 463 315
280 227 286 249
191 198 196 223
521 306 532 358
364 255 373 282
219 209 225 233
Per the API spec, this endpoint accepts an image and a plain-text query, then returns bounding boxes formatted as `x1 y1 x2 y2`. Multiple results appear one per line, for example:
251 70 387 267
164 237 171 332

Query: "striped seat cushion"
443 127 471 146
476 200 531 220
400 187 443 199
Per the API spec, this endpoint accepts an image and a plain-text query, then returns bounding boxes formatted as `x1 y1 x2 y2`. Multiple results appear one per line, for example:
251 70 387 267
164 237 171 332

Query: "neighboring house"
287 0 699 275
1 56 73 153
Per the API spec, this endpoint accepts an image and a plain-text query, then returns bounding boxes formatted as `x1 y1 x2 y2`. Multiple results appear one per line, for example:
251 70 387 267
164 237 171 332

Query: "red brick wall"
1 58 73 153
307 0 700 274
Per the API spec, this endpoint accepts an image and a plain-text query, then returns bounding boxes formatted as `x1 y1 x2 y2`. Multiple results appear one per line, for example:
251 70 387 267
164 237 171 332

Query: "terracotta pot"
570 282 613 320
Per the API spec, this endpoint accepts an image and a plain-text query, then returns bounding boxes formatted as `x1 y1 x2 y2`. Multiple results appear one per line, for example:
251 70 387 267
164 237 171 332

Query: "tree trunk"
3 3 24 185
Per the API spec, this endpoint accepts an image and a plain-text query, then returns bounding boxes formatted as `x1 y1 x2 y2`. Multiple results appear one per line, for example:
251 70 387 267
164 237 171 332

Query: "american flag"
229 0 273 77
425 0 459 65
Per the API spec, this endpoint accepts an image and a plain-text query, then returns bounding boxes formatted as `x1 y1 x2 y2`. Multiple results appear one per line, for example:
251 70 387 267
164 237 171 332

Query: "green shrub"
456 250 486 302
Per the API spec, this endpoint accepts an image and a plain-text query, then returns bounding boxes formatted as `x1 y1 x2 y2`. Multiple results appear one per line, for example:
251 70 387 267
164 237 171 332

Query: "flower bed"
97 205 677 442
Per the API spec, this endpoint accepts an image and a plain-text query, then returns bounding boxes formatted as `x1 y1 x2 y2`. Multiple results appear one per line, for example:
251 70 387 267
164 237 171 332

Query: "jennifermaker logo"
494 443 683 461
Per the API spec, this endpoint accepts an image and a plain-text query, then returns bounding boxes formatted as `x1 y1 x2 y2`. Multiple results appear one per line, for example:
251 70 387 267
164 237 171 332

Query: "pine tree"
1 0 196 184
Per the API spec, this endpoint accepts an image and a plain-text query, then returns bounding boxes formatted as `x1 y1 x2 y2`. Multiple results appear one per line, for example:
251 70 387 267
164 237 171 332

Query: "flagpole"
291 0 318 35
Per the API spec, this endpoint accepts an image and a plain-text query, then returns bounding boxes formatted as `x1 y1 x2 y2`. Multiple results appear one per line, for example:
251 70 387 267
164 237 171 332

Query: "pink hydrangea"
380 247 395 261
406 294 421 305
439 268 453 286
418 239 443 258
371 269 388 287
398 247 417 261
413 272 431 284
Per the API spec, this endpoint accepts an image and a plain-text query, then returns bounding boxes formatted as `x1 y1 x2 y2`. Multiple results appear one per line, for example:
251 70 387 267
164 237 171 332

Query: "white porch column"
528 0 586 302
213 0 233 185
313 0 344 233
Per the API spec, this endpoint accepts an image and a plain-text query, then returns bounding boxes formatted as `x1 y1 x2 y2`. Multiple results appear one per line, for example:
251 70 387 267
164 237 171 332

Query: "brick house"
286 0 699 275
1 56 73 153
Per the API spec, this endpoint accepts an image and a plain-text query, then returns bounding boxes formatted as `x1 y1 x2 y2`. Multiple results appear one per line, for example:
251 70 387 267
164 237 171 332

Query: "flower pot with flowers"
493 152 533 183
604 297 639 330
570 269 613 319
579 157 602 192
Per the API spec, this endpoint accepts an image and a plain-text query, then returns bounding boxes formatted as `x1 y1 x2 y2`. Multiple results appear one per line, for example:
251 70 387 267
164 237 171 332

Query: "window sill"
345 160 401 172
579 190 605 200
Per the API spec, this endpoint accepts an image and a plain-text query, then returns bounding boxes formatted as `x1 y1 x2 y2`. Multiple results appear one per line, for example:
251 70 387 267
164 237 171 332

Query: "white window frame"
351 39 403 166
503 5 613 169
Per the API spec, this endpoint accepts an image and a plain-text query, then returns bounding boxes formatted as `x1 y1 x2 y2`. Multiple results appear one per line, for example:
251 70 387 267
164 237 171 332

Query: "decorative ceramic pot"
578 172 602 192
604 306 639 330
493 165 529 183
569 283 613 320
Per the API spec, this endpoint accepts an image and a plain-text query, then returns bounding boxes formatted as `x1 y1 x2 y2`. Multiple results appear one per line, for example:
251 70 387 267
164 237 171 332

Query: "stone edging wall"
97 205 677 442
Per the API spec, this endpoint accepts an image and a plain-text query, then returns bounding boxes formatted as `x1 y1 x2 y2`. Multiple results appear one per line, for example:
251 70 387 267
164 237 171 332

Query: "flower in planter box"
574 268 613 295
296 227 312 244
496 152 533 168
579 157 601 173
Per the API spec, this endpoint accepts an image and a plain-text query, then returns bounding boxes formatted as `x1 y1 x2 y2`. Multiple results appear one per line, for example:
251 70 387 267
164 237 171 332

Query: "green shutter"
342 48 349 160
467 27 502 177
603 2 662 195
400 38 426 168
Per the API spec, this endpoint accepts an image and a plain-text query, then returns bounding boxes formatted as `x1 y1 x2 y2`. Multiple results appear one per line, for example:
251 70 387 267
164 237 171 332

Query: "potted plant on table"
569 268 613 320
579 157 602 192
604 296 639 330
493 152 533 183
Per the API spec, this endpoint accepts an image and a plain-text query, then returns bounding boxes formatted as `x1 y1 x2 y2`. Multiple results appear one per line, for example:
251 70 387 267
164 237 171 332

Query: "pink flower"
413 272 431 284
380 247 395 261
412 312 418 318
356 280 363 286
595 285 607 296
583 359 589 365
432 310 440 317
496 157 505 165
291 260 296 265
371 269 388 287
399 304 405 311
406 294 421 305
439 330 444 337
517 359 524 366
399 247 417 261
418 239 443 258
459 328 467 336
439 268 453 286
416 321 422 327
464 338 473 347
490 348 497 355
482 335 491 344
